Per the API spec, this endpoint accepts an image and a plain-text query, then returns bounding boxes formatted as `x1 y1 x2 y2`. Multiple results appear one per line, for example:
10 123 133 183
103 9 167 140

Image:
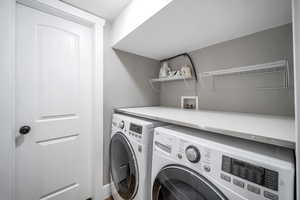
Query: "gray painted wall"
103 24 160 184
160 24 294 116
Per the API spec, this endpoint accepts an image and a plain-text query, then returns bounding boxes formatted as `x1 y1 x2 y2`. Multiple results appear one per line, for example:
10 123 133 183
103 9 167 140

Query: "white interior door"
16 4 93 200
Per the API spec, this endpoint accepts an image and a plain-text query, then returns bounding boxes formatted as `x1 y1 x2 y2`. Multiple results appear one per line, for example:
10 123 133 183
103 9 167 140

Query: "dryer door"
152 165 228 200
110 132 139 200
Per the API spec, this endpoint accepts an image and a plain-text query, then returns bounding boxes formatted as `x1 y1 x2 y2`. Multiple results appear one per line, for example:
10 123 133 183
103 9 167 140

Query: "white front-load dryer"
110 113 165 200
151 125 294 200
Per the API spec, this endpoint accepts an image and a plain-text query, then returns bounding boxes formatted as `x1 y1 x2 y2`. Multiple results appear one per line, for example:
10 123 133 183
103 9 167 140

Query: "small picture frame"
181 96 198 110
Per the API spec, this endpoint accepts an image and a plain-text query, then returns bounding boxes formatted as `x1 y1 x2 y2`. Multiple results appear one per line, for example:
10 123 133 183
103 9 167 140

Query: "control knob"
185 146 200 163
118 121 125 129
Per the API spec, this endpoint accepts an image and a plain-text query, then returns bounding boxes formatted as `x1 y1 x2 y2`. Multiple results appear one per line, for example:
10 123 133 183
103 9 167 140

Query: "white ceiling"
61 0 132 20
113 0 292 60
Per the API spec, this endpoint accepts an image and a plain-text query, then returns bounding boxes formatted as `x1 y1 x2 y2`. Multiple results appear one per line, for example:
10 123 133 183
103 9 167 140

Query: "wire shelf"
200 60 290 89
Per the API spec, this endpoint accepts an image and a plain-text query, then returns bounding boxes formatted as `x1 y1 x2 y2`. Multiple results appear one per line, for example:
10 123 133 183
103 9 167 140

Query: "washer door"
110 132 139 200
152 165 228 200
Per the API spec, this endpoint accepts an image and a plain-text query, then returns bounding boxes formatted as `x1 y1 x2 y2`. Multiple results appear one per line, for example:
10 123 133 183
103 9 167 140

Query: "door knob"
19 126 31 135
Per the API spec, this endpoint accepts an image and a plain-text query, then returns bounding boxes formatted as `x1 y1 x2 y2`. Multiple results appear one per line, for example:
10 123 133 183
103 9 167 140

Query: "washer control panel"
112 118 143 141
128 123 143 139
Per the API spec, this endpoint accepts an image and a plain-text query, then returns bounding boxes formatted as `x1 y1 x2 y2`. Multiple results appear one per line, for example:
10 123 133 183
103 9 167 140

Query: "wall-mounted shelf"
160 53 198 81
200 60 290 89
150 75 193 83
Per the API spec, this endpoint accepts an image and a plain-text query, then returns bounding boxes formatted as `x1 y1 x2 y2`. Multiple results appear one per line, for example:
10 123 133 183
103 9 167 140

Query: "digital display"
129 123 143 134
222 156 278 191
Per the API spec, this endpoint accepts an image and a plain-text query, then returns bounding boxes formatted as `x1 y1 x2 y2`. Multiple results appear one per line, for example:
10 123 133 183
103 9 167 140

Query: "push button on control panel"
247 184 261 195
220 173 231 182
177 153 183 159
203 165 211 172
233 179 245 188
264 191 279 200
138 145 142 152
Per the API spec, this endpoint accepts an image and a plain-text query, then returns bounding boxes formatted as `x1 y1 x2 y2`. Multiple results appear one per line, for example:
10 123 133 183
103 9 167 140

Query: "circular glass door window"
110 132 139 200
153 165 228 200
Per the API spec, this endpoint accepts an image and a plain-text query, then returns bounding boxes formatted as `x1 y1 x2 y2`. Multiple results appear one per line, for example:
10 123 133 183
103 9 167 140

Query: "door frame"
2 0 105 200
0 0 15 200
292 0 300 199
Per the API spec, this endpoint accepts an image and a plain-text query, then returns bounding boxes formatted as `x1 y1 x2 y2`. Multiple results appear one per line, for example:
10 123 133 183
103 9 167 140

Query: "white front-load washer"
151 125 294 200
110 113 165 200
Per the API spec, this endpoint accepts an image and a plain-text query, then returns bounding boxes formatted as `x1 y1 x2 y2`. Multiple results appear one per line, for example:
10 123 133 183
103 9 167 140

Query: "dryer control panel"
222 156 278 191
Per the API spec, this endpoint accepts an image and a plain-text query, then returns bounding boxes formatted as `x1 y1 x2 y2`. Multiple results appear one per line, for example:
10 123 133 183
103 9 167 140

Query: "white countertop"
115 106 295 149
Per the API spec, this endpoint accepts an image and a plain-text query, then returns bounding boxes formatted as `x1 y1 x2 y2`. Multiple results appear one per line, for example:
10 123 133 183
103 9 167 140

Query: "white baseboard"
103 183 112 199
